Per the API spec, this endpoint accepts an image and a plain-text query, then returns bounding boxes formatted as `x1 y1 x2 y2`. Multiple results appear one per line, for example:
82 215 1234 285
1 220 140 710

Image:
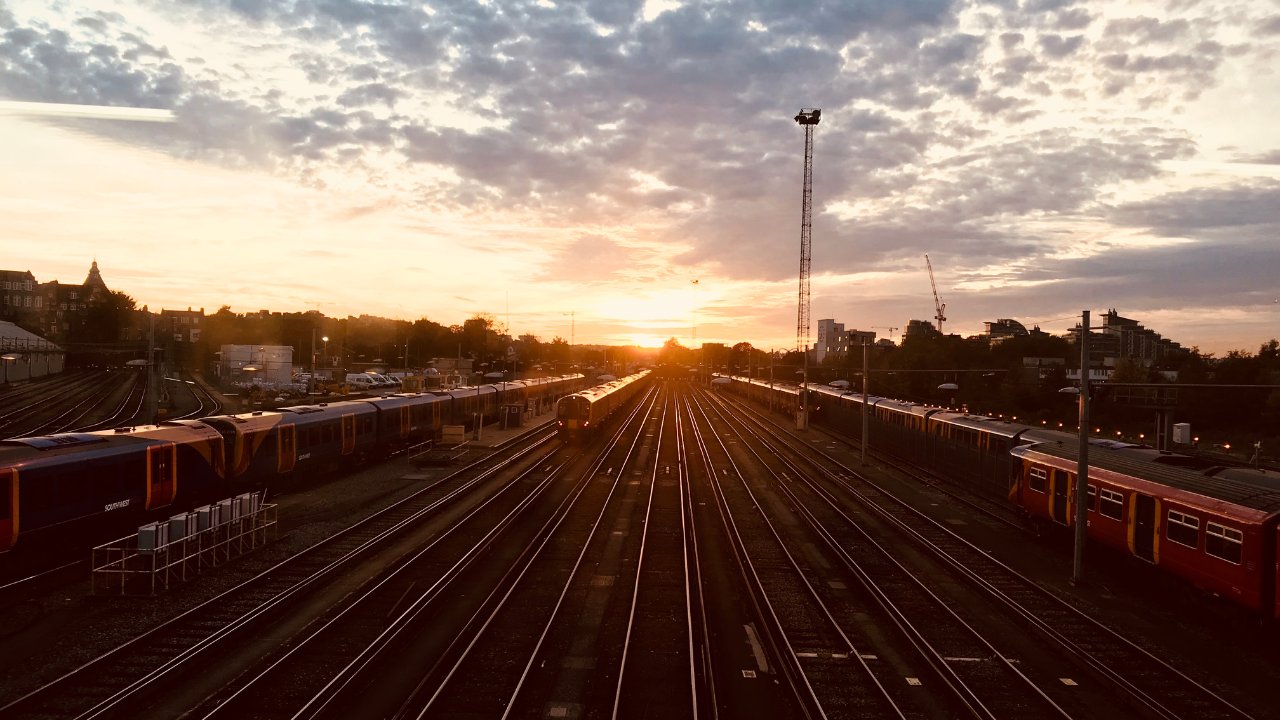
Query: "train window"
1099 488 1124 521
1086 484 1097 511
281 427 295 456
57 468 92 505
298 429 309 449
1166 510 1198 549
989 438 1006 455
0 474 9 520
1029 468 1047 493
364 417 374 434
322 424 334 444
1205 523 1243 564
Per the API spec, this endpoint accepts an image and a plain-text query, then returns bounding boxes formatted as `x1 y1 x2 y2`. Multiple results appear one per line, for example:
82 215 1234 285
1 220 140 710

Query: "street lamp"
1 353 18 384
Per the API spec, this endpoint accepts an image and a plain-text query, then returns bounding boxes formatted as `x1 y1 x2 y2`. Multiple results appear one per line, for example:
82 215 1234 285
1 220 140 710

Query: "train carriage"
1011 442 1280 616
0 423 226 553
927 413 1030 496
556 370 651 440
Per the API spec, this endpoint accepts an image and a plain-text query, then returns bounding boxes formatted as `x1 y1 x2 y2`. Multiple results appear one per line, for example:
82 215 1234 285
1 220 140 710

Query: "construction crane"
925 254 946 335
794 108 821 352
871 326 898 342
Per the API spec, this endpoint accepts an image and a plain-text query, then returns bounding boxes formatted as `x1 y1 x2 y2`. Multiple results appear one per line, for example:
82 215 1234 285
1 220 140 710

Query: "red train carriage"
1011 442 1280 616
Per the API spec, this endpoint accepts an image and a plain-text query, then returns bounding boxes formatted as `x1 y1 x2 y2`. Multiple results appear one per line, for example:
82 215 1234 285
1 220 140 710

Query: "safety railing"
91 492 277 596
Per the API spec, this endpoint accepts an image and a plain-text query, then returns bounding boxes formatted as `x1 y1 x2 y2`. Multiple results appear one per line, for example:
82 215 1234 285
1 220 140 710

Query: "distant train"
724 375 1280 618
0 375 588 559
556 371 652 440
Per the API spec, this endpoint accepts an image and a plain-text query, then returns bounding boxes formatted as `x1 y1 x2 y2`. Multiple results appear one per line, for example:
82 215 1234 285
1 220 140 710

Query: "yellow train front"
555 370 651 441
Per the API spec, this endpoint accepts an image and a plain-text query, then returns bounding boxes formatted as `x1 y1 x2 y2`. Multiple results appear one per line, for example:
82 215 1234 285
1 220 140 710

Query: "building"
217 344 293 385
904 319 939 340
0 270 42 327
814 319 875 362
984 318 1029 344
0 321 64 382
161 307 206 344
1067 309 1185 369
0 261 112 343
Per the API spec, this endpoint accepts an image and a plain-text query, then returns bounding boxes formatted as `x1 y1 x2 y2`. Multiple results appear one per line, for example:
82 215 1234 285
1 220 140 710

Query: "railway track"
282 384 671 720
0 372 121 438
73 373 147 432
684 390 900 720
0 422 562 720
696 388 1074 719
704 385 1257 720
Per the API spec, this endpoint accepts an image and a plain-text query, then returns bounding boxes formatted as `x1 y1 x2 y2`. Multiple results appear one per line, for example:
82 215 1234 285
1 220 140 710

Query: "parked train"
556 370 652 440
0 375 587 559
723 375 1280 618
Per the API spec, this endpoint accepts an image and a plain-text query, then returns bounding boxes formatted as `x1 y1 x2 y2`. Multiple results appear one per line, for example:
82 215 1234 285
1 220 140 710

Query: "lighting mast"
794 108 821 353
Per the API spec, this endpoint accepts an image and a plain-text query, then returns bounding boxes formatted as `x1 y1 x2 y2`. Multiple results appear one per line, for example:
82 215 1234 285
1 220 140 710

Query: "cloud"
534 234 637 283
2 0 1277 351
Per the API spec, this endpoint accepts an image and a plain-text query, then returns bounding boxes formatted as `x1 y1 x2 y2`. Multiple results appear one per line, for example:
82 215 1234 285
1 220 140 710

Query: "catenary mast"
794 108 821 353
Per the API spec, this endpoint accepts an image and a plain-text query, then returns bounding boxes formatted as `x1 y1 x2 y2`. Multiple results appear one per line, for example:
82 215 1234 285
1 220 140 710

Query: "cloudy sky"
1 0 1277 353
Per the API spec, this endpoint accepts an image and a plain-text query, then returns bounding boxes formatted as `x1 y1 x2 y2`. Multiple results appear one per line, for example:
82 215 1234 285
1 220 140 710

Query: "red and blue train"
0 375 586 562
724 375 1280 618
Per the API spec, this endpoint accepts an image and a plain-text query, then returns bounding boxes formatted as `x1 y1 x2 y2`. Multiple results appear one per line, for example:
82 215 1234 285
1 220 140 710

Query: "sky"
1 0 1278 354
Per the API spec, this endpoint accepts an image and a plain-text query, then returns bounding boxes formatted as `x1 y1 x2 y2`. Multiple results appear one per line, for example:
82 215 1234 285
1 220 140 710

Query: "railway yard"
0 376 1277 720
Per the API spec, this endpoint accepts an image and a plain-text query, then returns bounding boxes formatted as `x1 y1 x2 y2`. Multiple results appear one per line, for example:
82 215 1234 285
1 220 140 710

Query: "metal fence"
92 492 277 596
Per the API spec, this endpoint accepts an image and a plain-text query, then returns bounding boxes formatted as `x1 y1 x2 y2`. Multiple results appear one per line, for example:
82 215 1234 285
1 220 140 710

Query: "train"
722 375 1280 618
0 375 588 559
556 370 652 440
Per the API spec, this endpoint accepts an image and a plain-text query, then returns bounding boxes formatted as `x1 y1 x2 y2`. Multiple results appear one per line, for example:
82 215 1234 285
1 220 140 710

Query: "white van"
346 374 377 391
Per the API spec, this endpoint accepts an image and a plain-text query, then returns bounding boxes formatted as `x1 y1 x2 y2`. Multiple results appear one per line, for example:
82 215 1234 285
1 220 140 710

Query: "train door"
1051 470 1069 525
400 406 411 440
342 414 356 455
278 424 297 473
432 401 442 431
1133 494 1157 562
0 467 16 552
146 443 177 510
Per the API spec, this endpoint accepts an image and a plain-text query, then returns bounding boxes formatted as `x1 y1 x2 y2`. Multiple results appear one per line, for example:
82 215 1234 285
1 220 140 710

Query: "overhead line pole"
1073 310 1091 585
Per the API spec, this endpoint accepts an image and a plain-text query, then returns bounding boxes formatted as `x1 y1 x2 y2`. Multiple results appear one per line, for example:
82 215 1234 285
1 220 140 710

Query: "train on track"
722 375 1280 618
0 374 588 559
555 370 651 440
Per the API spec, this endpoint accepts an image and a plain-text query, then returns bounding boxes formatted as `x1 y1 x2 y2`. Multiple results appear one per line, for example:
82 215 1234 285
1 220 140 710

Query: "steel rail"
201 451 579 719
679 392 826 720
396 384 663 720
0 372 105 427
610 386 696 719
496 386 668 720
686 391 907 720
717 388 1257 720
72 373 146 432
675 391 717 720
788 409 1026 533
0 373 123 437
28 373 130 436
0 370 92 406
700 387 1072 720
0 422 559 720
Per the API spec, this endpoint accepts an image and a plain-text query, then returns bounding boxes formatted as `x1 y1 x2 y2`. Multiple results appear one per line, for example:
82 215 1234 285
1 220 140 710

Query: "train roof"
1013 442 1280 515
0 422 223 463
930 412 1028 438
